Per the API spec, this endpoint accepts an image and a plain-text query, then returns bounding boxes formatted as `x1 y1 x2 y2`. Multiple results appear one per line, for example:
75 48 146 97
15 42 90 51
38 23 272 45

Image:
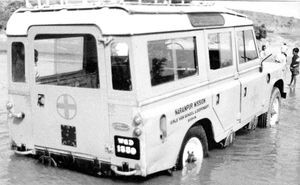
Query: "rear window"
11 42 25 82
148 37 198 86
34 34 99 88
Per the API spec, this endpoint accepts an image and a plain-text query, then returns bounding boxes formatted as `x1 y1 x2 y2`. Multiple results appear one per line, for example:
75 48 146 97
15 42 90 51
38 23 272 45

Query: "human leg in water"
289 74 294 86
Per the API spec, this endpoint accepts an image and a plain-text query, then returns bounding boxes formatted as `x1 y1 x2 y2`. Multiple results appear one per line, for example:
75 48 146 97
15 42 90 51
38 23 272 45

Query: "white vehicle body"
6 0 286 177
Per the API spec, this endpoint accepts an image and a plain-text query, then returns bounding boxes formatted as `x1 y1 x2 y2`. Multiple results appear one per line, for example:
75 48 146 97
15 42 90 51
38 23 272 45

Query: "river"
0 47 300 185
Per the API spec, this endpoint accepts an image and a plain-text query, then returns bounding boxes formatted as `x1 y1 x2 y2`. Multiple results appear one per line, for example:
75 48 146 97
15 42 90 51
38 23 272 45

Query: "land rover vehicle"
6 0 286 177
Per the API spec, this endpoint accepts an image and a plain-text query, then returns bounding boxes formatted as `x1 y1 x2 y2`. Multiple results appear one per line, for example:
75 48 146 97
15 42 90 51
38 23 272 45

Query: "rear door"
28 26 110 161
205 29 240 131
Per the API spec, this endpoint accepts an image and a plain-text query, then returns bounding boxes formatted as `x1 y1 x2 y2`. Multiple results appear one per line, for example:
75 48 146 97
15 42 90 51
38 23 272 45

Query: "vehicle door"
235 27 265 124
7 38 35 148
28 26 110 161
205 29 240 131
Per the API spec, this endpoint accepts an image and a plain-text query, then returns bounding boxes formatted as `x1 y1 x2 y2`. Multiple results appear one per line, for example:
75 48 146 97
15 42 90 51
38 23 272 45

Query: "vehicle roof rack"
24 0 215 9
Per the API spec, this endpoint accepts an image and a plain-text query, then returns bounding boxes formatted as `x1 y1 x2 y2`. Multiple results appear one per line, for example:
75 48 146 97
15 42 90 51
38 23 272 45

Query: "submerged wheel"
176 126 208 171
258 87 281 128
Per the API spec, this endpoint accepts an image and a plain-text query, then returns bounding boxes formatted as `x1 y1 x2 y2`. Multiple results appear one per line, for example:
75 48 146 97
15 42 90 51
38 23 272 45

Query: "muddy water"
1 52 300 185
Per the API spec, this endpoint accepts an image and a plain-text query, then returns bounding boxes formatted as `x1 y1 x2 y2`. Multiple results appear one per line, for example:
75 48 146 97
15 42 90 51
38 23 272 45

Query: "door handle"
216 94 220 105
244 87 247 97
38 94 45 107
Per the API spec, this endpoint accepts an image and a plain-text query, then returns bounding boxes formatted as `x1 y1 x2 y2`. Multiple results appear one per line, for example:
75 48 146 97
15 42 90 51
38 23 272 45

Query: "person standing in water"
289 48 300 87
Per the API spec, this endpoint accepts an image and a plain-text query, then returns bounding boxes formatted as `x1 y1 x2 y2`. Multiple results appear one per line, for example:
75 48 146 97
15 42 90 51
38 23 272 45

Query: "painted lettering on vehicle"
171 99 208 124
174 99 206 115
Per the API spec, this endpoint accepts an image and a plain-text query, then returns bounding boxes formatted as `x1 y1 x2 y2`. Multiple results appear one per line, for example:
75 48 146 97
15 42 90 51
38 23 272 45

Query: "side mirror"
259 65 263 73
260 54 272 73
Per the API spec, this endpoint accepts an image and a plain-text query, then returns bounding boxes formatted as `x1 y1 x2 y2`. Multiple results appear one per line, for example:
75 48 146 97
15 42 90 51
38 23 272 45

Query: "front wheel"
176 126 209 172
258 87 281 128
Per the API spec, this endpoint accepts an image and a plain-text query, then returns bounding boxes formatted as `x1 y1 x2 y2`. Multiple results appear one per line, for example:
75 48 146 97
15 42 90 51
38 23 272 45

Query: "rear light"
114 136 140 160
133 128 142 137
133 114 143 126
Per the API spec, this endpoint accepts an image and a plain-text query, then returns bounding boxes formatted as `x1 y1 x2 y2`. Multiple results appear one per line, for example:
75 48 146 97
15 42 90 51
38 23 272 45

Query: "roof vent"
188 13 225 27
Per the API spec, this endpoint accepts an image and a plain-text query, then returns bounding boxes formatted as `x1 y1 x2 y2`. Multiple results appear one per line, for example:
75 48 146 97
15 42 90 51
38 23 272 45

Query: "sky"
214 1 300 19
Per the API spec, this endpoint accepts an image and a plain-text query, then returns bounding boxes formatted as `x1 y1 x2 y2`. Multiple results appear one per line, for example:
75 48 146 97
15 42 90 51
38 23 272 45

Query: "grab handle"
14 149 34 155
8 112 25 119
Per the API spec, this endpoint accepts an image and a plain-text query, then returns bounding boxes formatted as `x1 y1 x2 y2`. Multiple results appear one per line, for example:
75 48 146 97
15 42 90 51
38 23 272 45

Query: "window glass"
111 42 132 91
148 40 174 86
237 30 258 64
189 13 225 27
244 30 258 60
208 32 233 70
148 37 197 86
34 34 99 88
237 31 246 64
12 42 25 82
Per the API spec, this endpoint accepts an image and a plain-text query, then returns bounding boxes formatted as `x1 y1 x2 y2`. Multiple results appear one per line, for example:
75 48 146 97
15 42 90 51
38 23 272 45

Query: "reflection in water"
289 86 296 97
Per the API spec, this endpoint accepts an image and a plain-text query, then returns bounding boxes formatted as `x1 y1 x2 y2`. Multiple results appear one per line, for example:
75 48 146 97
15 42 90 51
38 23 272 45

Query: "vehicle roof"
6 3 253 36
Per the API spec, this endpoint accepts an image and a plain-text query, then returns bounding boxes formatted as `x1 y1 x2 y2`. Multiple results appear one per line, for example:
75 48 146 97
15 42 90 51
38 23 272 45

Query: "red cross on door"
56 94 77 120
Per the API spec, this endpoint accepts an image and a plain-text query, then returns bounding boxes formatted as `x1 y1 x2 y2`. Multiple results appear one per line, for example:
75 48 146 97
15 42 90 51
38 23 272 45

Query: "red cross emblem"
56 94 77 120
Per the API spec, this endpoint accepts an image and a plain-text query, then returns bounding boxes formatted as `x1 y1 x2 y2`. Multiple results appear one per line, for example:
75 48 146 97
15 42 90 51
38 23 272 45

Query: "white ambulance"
6 0 286 177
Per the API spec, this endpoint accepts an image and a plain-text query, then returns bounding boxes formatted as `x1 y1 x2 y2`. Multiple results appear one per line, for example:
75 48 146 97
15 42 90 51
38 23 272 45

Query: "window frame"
110 41 132 91
131 31 207 101
205 28 237 82
207 31 234 70
27 26 107 92
7 37 31 91
106 37 136 101
147 36 199 86
235 27 260 72
33 34 100 89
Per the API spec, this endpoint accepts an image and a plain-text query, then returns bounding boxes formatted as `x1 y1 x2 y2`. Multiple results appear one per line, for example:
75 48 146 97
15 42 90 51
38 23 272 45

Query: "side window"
111 42 132 91
237 30 258 64
34 34 99 88
208 32 233 70
12 42 25 82
148 37 198 86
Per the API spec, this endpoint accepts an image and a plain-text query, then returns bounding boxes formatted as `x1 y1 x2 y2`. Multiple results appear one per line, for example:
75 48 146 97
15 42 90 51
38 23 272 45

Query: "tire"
176 125 209 171
257 87 281 128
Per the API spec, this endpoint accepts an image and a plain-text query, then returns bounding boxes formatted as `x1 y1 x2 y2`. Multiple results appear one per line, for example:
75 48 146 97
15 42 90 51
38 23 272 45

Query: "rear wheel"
258 87 281 128
176 126 208 171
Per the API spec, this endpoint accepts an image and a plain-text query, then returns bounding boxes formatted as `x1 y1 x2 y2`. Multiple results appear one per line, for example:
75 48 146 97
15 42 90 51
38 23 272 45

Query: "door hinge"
98 37 113 46
236 112 241 122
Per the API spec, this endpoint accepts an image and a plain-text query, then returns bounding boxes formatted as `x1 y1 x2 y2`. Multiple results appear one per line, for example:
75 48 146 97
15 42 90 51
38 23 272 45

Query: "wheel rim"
182 137 203 174
270 97 279 126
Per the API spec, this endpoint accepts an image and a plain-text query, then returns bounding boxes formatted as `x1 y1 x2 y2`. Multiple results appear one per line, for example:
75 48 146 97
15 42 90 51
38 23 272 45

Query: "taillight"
133 114 143 126
133 127 142 137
